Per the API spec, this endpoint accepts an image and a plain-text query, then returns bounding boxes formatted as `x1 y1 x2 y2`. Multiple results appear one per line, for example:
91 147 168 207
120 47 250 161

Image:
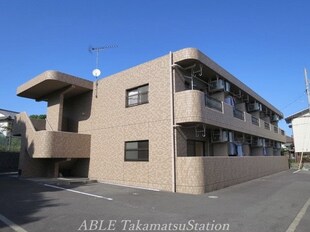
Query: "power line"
281 92 306 110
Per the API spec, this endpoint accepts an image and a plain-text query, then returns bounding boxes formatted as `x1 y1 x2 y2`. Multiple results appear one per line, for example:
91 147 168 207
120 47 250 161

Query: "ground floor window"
187 140 206 156
125 140 149 161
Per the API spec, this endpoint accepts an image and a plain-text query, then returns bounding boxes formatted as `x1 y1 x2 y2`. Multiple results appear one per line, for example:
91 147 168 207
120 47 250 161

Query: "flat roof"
17 70 93 101
173 48 284 118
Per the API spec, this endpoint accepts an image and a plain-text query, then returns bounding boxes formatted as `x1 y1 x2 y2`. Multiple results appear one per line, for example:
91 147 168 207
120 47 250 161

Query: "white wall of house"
292 111 310 153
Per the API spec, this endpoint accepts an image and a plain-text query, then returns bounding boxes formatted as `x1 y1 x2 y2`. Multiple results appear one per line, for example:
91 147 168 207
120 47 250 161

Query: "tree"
30 114 46 119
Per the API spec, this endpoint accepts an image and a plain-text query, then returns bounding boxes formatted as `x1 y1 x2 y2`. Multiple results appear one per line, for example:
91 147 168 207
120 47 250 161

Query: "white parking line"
293 170 301 174
43 184 113 201
98 181 160 192
0 172 18 176
0 214 28 232
286 197 310 232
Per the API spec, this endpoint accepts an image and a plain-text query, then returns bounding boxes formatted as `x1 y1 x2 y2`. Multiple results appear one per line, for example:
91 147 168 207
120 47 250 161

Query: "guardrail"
251 116 259 126
233 108 244 120
205 94 223 112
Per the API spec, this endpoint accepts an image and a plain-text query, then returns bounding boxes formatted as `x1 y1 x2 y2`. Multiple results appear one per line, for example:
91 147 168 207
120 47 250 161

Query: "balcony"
205 95 223 112
29 131 91 158
251 116 259 126
233 108 244 120
174 90 286 142
14 113 91 158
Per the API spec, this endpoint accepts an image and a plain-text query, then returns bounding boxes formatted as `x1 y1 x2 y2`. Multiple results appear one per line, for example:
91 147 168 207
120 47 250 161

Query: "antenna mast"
89 45 117 97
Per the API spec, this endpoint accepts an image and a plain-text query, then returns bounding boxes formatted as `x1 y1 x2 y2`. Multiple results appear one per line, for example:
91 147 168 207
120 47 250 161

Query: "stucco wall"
176 156 289 194
292 112 310 153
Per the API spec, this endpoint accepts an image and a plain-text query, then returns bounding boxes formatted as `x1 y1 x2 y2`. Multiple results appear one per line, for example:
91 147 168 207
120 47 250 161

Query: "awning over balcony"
17 70 93 101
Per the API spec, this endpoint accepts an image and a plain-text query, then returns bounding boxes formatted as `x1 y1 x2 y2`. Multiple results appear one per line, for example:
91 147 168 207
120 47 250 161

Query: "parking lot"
0 170 309 232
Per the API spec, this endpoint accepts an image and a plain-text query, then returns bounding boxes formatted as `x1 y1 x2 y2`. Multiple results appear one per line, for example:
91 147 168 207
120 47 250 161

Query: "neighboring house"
282 135 295 159
13 48 288 194
285 109 310 156
0 109 19 136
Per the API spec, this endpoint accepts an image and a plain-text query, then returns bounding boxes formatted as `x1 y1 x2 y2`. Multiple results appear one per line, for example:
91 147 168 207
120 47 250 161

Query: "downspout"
170 51 177 192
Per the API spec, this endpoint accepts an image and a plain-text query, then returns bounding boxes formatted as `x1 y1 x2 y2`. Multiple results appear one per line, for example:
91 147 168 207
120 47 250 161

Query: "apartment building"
14 48 288 194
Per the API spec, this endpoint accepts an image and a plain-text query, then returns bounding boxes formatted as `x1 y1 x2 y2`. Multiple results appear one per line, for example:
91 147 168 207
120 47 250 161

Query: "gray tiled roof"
0 109 19 120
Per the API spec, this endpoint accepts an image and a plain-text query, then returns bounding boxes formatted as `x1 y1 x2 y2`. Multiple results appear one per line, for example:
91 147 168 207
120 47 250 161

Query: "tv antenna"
89 45 117 97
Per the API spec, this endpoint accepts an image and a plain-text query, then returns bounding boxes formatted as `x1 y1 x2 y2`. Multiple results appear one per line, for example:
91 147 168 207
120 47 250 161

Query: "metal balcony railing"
233 108 244 120
251 116 259 126
205 94 222 112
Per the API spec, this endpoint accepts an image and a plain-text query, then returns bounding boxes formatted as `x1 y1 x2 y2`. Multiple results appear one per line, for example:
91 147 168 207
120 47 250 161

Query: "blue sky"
1 0 309 135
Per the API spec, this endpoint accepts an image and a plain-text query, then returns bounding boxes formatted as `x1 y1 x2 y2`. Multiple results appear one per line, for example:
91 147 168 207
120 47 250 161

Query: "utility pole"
305 68 310 111
298 68 310 170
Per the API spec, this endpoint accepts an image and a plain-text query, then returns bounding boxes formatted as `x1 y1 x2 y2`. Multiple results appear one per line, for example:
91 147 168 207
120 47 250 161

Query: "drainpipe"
170 51 177 192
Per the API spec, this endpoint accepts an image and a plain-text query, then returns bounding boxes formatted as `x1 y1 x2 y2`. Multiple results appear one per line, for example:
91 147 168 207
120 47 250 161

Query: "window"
126 84 149 107
125 140 149 161
187 140 206 156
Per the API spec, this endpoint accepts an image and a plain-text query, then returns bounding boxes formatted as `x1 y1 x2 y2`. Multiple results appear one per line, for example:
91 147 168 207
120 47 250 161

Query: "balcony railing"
251 116 259 126
175 91 286 141
205 94 222 112
233 108 244 120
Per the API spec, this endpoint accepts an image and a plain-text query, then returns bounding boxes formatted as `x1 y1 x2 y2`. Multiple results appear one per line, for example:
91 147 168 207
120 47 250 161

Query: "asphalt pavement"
0 170 309 232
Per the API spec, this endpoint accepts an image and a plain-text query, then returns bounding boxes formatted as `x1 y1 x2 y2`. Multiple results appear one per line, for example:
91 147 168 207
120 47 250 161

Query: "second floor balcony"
13 113 91 158
174 90 286 142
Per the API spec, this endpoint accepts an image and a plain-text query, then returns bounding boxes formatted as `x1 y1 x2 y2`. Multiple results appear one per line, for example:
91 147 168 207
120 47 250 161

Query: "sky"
1 0 309 136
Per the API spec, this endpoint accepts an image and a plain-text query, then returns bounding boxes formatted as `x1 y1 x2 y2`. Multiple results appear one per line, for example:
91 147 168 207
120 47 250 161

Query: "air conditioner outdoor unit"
209 79 225 93
247 102 262 112
273 142 281 149
225 82 231 92
245 135 252 144
211 129 228 143
271 114 280 122
252 137 263 147
265 140 273 147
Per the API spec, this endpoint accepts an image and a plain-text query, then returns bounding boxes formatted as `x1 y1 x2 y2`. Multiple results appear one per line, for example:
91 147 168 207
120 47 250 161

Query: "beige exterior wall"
14 113 91 159
46 92 62 131
88 54 174 191
15 48 288 193
176 156 289 194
